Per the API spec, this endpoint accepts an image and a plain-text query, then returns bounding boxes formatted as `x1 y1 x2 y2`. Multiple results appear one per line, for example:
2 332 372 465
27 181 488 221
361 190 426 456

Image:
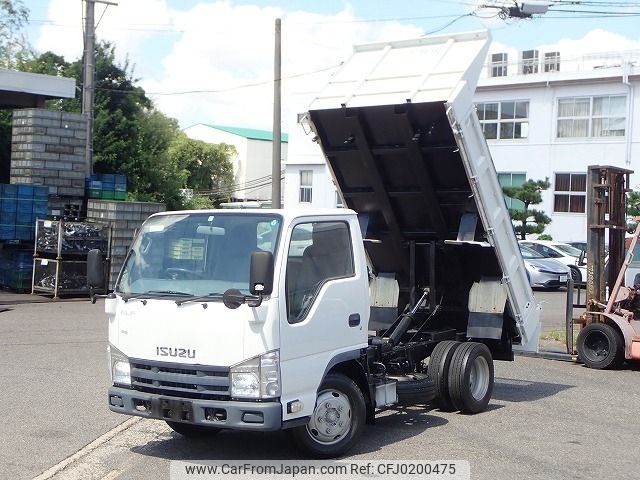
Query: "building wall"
184 124 288 202
476 76 639 241
245 138 288 202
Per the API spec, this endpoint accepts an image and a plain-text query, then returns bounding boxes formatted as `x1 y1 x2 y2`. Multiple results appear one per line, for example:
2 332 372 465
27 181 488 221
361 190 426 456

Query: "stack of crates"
86 199 165 288
86 173 127 201
0 184 48 241
0 247 33 292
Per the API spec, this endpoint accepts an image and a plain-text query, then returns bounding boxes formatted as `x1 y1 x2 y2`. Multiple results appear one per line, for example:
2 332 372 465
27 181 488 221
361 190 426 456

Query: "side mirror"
578 250 586 266
250 250 274 296
87 249 105 304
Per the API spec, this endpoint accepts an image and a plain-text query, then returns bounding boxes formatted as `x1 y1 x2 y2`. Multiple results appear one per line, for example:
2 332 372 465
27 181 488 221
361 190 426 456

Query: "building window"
554 173 586 213
299 170 312 203
490 53 508 77
476 101 529 140
557 95 626 138
498 172 526 211
544 52 560 72
522 50 539 74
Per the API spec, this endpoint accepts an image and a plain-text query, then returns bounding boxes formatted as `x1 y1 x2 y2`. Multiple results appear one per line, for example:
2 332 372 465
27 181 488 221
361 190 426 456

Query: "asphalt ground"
0 299 123 479
3 288 636 480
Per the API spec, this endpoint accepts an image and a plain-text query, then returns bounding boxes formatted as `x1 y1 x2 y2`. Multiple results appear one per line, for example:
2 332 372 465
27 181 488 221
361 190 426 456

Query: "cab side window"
285 222 354 323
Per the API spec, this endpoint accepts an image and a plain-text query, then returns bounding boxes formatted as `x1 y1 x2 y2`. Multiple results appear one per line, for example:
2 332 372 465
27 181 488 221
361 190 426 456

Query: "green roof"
204 124 288 143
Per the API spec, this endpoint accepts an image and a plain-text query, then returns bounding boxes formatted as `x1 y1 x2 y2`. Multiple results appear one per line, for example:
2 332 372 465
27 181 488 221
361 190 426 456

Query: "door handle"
348 314 360 327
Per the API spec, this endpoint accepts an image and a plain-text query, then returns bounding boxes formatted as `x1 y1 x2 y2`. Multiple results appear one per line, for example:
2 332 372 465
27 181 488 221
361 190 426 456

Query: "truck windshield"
116 212 281 297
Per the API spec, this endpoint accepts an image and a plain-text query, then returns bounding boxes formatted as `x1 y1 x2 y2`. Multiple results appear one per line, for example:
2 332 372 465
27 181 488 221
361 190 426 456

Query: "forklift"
570 166 640 369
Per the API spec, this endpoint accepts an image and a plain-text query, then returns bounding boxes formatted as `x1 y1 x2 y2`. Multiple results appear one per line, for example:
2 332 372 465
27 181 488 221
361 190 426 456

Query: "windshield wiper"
122 290 193 303
175 293 223 306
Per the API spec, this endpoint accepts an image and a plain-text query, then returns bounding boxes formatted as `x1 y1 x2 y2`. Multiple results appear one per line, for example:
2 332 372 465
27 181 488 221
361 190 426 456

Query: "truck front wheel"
289 373 365 458
447 342 494 414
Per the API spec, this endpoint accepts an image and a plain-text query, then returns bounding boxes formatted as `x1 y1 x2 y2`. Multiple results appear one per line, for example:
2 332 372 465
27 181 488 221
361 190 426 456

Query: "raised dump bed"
306 31 541 352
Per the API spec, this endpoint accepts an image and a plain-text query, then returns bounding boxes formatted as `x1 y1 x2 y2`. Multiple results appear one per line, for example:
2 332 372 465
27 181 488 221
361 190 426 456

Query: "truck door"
279 219 368 417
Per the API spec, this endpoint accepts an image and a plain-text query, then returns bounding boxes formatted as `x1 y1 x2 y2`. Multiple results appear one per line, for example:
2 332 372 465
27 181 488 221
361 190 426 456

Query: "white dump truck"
88 31 541 458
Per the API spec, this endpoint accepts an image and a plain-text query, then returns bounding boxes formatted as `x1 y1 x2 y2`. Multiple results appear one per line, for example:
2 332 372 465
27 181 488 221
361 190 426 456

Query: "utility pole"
271 18 282 208
82 0 117 175
82 0 96 175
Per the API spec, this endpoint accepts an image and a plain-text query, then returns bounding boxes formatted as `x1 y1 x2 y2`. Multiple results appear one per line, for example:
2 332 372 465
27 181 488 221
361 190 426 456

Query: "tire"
569 267 581 283
448 342 494 414
166 421 221 437
426 340 461 411
289 373 366 458
387 372 437 406
577 322 625 370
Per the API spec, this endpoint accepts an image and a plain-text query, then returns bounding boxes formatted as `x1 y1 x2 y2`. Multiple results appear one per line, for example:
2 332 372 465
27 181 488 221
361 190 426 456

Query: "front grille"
130 358 230 400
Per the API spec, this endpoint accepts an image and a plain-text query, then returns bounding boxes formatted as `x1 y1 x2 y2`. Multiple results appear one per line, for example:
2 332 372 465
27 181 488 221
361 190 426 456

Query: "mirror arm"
246 293 263 308
89 285 113 304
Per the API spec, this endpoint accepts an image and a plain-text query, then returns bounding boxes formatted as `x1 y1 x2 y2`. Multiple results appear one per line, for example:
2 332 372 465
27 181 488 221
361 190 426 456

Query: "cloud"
34 1 423 131
35 0 174 63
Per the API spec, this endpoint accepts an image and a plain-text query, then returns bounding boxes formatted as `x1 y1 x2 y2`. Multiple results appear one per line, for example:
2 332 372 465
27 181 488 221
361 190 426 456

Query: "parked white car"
519 240 587 283
519 244 570 289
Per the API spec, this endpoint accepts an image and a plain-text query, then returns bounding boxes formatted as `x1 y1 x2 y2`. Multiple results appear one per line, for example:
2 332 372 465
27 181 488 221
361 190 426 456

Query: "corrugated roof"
204 124 288 142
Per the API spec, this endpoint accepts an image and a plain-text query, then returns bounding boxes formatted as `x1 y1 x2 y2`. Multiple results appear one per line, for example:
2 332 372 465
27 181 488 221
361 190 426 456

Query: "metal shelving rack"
31 219 111 298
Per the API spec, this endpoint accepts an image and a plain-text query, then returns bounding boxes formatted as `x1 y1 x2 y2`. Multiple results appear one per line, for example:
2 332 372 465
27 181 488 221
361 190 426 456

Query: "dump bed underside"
309 102 483 280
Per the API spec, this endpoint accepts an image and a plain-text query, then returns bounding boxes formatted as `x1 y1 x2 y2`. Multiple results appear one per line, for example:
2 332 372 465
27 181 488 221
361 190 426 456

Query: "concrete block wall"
10 109 88 197
86 199 166 289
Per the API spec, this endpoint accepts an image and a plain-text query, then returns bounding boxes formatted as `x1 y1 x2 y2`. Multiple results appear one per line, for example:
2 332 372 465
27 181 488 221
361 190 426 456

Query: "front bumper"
108 386 282 431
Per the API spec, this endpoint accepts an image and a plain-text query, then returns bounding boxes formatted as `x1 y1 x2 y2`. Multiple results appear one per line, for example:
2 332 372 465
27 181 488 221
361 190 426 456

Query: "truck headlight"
230 350 280 399
109 345 131 387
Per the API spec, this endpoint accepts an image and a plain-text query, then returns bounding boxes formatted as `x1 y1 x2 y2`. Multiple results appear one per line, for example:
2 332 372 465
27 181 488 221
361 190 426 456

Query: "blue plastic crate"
1 184 18 198
101 173 115 183
17 199 33 214
15 225 34 241
114 174 127 185
33 202 48 218
0 211 16 223
2 198 17 212
33 186 49 199
114 183 127 192
102 182 115 191
0 225 16 240
17 185 34 198
16 211 33 225
88 180 102 189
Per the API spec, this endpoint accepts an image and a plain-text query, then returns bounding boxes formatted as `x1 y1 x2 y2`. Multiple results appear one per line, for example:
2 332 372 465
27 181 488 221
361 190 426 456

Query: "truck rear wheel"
577 322 625 370
289 373 365 458
447 342 494 414
427 340 461 411
166 421 221 437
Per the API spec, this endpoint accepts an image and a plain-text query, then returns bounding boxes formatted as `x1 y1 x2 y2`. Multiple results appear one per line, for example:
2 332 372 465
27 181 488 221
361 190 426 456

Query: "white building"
184 124 288 203
284 43 640 242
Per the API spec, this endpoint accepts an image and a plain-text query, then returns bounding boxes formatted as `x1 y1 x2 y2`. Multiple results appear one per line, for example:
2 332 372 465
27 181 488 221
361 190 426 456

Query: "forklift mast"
586 165 633 319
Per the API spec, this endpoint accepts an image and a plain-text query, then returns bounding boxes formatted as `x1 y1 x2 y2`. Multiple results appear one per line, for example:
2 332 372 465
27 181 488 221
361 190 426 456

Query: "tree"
0 0 32 68
503 178 551 240
627 190 640 217
167 134 235 208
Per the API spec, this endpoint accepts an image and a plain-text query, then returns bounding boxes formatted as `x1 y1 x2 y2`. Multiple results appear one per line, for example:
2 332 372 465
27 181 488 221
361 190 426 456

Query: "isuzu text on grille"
156 347 196 359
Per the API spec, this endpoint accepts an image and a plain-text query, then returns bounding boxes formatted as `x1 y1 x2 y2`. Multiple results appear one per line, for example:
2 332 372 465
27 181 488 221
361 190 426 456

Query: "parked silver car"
520 244 570 289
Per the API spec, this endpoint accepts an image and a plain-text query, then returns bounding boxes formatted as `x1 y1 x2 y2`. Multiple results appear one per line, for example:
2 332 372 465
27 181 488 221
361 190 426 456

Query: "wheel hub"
469 355 490 401
307 390 352 445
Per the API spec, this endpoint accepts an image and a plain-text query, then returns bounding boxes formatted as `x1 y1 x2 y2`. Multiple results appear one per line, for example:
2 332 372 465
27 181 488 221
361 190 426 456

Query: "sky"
23 0 640 132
